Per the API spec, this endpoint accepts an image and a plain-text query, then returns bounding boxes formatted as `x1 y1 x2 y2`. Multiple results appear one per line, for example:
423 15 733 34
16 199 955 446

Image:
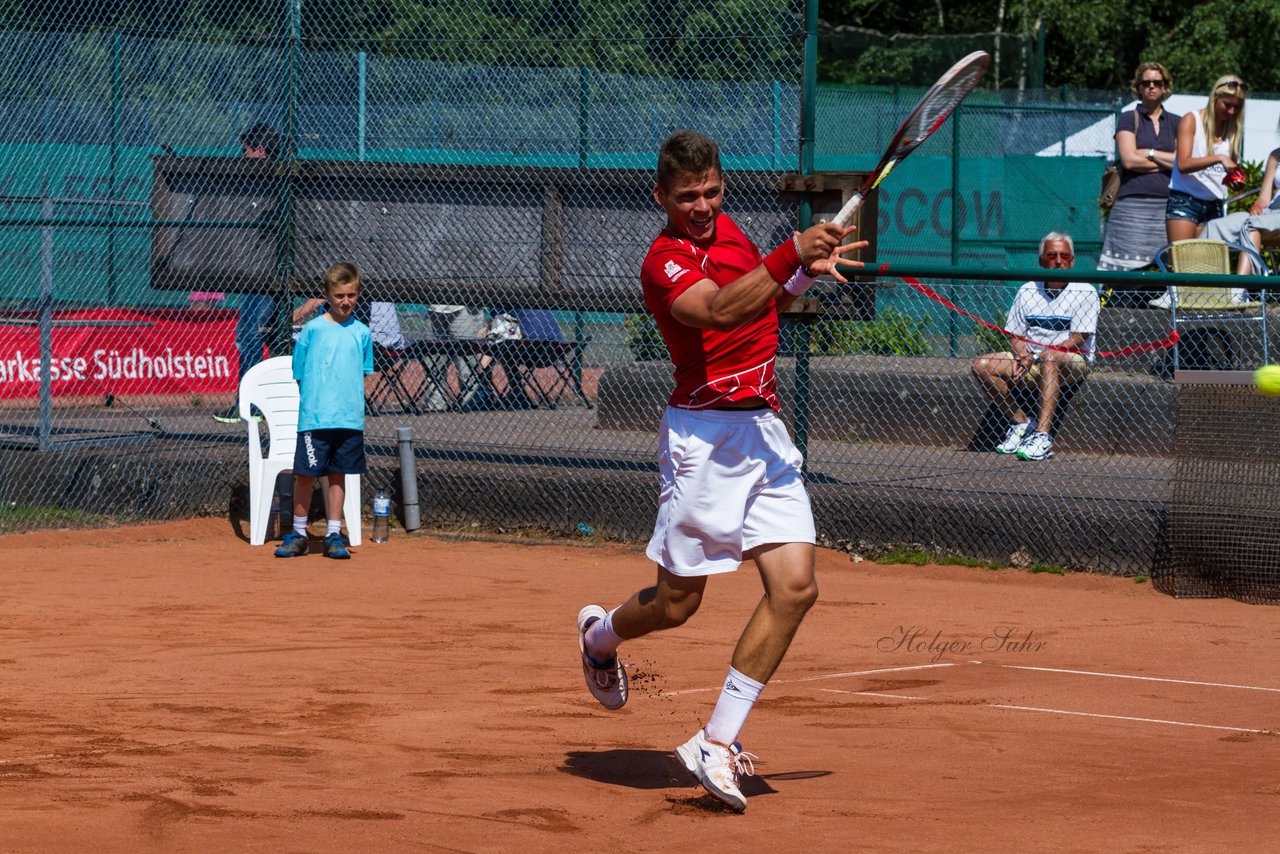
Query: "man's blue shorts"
293 428 366 476
1165 189 1224 225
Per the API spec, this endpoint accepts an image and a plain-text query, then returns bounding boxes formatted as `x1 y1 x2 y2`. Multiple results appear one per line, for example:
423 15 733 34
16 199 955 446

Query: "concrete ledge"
0 436 1168 575
598 355 1177 457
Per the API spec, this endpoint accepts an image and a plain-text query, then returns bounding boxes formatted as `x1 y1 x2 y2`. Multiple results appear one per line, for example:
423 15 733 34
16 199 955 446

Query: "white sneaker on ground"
1016 430 1054 461
1148 291 1173 309
577 604 628 710
675 728 758 813
996 421 1033 455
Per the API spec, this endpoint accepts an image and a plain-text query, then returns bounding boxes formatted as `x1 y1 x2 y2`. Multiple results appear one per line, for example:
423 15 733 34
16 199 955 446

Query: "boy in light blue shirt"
275 262 374 559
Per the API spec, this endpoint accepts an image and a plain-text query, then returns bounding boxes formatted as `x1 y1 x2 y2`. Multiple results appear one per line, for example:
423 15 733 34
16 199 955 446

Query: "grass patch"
937 553 1004 570
1133 574 1149 584
1028 563 1070 576
0 503 111 532
872 549 1004 570
873 547 931 566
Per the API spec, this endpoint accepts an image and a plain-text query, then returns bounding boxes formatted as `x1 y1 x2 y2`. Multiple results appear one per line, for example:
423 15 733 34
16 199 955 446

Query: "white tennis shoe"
577 604 628 710
996 420 1032 454
675 728 757 813
1016 430 1054 461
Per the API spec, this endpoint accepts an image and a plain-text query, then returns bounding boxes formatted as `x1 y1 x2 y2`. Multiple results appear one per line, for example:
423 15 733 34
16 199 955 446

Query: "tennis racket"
833 51 990 228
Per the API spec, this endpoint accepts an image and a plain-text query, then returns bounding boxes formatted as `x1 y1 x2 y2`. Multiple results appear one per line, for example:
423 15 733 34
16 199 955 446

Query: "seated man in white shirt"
970 232 1100 461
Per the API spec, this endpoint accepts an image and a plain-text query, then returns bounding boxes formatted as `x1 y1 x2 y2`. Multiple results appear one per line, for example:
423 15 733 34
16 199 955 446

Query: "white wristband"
782 268 816 296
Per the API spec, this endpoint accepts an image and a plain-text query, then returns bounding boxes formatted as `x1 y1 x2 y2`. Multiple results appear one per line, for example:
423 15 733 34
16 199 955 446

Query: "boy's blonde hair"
323 261 361 293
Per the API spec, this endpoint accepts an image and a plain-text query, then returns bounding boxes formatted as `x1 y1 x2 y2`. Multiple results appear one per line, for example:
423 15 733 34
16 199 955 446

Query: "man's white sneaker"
1148 291 1173 309
577 604 628 710
674 728 757 813
1016 430 1054 461
996 420 1033 454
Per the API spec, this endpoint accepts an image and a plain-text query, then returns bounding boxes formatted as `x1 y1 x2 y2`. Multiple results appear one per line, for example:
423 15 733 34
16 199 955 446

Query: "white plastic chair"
241 356 362 546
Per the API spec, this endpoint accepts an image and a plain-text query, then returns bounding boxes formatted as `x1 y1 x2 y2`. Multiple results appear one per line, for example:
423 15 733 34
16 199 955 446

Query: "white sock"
326 520 342 536
585 608 624 663
705 666 765 746
292 515 308 536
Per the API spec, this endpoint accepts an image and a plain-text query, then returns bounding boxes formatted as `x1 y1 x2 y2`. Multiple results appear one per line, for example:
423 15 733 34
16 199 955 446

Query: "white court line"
788 663 958 684
996 664 1280 694
992 704 1273 735
822 688 928 701
662 663 956 697
659 660 1277 734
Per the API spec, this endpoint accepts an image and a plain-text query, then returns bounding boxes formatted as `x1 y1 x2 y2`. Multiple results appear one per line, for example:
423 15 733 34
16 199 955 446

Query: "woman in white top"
1153 75 1247 308
1165 74 1247 243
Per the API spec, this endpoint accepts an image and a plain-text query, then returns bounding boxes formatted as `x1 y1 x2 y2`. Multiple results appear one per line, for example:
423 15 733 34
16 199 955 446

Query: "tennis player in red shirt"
577 129 865 811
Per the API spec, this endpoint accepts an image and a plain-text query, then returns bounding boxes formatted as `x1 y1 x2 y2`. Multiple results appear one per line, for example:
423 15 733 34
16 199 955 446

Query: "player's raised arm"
671 223 862 330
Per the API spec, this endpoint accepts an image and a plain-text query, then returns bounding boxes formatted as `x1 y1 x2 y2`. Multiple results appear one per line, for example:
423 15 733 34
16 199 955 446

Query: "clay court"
3 519 1277 852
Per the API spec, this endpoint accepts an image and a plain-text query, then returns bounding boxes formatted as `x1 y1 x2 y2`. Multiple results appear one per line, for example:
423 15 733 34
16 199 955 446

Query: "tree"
820 0 1280 92
1144 0 1280 93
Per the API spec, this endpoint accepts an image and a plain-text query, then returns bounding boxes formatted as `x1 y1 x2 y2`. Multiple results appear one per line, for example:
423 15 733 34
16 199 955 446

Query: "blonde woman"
1098 62 1179 272
1166 75 1246 240
1155 75 1247 307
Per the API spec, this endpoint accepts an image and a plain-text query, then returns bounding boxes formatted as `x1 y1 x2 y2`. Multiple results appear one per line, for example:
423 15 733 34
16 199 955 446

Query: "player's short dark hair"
240 122 282 160
657 130 722 190
323 261 361 293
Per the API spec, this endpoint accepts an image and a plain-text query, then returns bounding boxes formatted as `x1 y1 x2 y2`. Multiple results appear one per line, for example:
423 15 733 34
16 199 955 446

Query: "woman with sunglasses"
1154 74 1248 307
1098 63 1179 275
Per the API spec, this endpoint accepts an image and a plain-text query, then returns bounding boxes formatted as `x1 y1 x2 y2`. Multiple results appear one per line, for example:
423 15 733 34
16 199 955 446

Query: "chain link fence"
1 2 1276 583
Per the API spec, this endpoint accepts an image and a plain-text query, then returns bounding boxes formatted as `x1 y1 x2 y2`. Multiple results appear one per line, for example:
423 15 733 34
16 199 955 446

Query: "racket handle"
833 192 864 228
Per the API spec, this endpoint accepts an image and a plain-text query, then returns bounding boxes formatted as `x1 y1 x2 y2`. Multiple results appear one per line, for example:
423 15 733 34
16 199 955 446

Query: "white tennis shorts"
646 406 815 577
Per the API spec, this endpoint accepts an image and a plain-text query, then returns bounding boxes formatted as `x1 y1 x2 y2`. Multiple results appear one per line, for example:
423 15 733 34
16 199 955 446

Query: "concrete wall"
598 356 1177 457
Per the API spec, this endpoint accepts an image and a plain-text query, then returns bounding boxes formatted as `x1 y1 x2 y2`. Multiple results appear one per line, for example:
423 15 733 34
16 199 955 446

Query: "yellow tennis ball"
1255 365 1280 397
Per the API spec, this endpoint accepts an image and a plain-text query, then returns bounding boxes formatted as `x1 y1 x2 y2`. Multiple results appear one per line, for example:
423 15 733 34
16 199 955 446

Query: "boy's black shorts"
293 428 366 476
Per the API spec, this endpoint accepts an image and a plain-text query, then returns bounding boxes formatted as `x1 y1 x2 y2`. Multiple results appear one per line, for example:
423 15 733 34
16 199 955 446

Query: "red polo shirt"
640 214 780 411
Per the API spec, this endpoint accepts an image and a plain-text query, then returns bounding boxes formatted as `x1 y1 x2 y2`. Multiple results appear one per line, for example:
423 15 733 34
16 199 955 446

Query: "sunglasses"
1138 80 1167 88
1217 80 1248 94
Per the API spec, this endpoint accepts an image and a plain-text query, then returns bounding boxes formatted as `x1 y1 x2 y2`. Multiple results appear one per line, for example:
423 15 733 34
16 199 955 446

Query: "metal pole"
358 50 367 161
794 0 819 464
571 62 596 396
949 106 961 357
573 310 584 390
1060 84 1069 155
38 196 54 452
772 80 782 170
396 426 420 531
275 0 302 355
107 28 122 305
577 66 590 168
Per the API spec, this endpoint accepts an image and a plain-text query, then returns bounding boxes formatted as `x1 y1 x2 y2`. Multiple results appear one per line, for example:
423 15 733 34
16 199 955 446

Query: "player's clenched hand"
795 222 851 263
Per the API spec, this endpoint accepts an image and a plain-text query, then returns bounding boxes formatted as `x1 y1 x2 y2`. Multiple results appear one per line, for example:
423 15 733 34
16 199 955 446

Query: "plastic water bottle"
372 490 391 543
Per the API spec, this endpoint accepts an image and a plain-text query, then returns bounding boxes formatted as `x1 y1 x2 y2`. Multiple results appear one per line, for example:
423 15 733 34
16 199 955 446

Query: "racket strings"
899 60 988 154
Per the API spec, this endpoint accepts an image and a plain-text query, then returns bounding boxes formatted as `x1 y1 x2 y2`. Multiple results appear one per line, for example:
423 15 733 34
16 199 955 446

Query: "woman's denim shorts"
1165 189 1225 225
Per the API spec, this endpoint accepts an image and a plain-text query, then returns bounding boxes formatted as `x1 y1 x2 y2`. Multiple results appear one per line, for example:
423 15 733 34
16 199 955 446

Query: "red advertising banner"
0 307 240 399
